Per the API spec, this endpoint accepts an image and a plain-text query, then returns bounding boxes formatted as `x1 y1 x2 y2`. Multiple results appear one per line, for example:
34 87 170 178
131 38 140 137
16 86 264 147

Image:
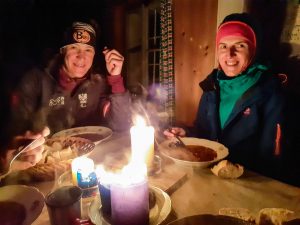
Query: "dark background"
0 0 128 154
0 0 122 88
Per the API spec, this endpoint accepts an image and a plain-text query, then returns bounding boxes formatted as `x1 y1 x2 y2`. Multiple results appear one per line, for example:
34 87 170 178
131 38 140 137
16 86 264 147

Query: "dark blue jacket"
191 69 284 176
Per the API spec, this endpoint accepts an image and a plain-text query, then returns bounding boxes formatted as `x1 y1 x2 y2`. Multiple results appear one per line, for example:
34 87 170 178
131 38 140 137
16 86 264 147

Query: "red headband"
216 21 256 51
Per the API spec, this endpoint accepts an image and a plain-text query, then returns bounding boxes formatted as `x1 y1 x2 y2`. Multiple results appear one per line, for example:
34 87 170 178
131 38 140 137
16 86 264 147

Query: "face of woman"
62 43 95 78
217 36 252 77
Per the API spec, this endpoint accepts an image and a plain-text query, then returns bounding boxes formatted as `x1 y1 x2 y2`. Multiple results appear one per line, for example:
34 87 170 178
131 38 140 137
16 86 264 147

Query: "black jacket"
12 65 132 135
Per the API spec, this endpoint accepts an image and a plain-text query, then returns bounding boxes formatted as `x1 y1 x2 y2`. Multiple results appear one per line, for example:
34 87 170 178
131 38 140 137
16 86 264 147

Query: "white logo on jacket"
49 97 64 106
78 93 87 108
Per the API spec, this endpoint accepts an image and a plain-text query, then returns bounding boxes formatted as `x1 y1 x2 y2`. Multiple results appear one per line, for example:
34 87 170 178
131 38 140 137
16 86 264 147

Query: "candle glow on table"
95 115 153 225
71 156 94 185
130 115 154 168
72 156 97 191
110 163 149 225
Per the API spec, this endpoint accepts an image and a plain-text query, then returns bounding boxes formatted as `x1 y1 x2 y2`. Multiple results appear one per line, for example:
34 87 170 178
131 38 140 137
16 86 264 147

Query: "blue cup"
98 182 111 217
77 171 98 198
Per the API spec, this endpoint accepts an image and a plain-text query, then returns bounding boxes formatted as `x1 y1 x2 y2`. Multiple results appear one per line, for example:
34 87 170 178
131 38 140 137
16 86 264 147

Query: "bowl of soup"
159 137 229 168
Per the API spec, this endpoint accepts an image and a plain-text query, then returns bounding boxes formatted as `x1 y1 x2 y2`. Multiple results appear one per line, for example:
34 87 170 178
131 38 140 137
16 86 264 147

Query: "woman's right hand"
163 127 186 138
103 47 124 76
8 127 50 171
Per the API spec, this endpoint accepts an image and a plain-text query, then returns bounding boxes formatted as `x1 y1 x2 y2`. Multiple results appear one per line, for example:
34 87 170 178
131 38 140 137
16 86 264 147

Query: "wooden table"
30 132 300 224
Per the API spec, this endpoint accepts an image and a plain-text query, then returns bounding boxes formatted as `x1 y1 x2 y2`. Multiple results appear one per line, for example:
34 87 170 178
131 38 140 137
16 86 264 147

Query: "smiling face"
217 36 253 77
62 43 95 79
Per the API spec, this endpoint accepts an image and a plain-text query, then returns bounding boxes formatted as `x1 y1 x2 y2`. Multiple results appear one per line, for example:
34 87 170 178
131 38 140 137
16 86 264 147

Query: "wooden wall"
173 0 218 126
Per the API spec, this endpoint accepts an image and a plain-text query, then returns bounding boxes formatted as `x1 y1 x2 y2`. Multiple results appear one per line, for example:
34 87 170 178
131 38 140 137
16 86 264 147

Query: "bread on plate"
211 160 244 179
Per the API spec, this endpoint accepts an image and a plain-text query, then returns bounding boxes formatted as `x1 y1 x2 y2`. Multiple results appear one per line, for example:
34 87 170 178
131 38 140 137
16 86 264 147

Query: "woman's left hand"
103 47 124 76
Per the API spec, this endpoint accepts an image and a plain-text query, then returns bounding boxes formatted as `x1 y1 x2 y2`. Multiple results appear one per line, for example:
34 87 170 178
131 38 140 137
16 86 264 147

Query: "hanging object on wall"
160 0 175 125
281 1 300 44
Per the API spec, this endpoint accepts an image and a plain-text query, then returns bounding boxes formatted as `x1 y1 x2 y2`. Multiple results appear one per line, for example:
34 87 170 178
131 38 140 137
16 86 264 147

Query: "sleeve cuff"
107 75 125 94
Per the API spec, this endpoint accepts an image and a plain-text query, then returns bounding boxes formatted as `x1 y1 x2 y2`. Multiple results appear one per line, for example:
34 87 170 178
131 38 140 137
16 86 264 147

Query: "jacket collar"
199 69 218 92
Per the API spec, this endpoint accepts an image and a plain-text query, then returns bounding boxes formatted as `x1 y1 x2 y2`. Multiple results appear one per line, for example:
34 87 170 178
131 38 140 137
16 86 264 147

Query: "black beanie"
61 22 96 49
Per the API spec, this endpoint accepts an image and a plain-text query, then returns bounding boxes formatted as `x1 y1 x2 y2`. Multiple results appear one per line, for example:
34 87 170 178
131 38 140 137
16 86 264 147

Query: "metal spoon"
0 137 41 179
168 128 187 148
174 135 187 148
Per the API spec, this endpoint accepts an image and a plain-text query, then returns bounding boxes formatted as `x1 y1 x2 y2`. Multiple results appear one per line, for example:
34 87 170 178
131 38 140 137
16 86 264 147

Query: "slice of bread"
211 160 244 179
219 207 255 222
257 208 294 225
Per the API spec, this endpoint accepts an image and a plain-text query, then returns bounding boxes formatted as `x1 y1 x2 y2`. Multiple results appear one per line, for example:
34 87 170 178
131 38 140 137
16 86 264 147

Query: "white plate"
88 186 171 225
159 137 229 168
52 126 113 145
0 185 44 225
45 136 96 159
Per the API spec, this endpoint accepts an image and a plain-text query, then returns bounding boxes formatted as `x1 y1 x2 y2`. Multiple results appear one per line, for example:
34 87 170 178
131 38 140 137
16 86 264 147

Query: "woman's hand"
163 127 186 138
8 127 50 171
102 47 124 76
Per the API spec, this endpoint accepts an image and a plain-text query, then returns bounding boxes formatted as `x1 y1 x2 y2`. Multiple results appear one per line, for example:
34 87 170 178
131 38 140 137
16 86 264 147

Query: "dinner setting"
2 122 300 225
1 1 300 225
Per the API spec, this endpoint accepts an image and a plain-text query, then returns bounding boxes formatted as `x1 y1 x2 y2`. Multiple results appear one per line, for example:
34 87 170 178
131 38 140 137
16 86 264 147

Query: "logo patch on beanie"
73 30 91 44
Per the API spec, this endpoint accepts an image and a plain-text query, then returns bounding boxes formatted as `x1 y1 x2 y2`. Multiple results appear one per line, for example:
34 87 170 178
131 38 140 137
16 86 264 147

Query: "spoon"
168 128 186 148
0 137 41 179
174 135 187 148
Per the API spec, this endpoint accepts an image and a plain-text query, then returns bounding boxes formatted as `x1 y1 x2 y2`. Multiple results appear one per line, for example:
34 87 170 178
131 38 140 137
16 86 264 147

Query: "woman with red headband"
165 13 285 178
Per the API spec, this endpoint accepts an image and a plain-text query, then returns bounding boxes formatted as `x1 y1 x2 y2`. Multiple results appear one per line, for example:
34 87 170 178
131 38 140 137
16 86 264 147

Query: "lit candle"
71 156 98 197
72 156 93 185
110 163 149 225
130 115 154 168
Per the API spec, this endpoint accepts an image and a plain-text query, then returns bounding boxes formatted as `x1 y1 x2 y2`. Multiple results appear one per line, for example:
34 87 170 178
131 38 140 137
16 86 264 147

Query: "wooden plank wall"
173 0 218 126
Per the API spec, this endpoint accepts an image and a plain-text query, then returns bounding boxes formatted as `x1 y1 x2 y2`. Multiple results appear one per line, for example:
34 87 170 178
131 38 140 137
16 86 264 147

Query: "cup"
98 183 111 217
45 185 82 225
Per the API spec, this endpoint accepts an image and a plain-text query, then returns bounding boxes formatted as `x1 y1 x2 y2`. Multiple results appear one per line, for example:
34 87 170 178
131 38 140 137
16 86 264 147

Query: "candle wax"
130 126 154 168
111 180 149 225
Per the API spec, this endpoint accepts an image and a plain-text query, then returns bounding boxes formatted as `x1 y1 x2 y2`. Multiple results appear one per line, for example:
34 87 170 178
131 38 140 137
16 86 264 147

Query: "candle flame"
95 114 152 187
95 163 147 186
95 165 117 185
134 115 146 127
72 156 95 185
118 162 147 186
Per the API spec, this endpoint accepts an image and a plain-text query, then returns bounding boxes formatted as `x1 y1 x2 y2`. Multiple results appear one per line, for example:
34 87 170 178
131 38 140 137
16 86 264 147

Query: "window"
125 1 160 89
148 8 161 86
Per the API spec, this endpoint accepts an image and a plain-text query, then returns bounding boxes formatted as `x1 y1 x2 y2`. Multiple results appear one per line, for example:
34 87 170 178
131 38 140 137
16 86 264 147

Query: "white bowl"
159 137 229 168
